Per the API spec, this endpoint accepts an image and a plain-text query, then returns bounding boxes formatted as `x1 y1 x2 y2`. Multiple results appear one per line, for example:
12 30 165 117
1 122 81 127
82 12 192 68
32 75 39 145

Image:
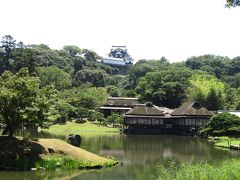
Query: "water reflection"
83 135 238 164
0 134 239 180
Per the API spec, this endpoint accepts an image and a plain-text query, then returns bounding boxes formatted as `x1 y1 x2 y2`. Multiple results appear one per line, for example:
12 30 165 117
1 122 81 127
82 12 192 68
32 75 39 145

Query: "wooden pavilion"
123 101 214 135
170 102 214 135
99 97 139 117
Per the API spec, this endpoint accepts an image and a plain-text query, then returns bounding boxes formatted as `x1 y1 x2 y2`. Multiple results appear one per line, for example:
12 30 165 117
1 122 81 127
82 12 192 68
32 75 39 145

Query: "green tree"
201 113 240 136
59 87 108 111
48 98 76 123
225 88 240 110
136 67 193 108
0 35 17 74
36 66 72 90
82 49 100 61
0 68 51 137
186 74 226 110
0 35 16 60
106 85 123 97
73 68 109 87
63 45 82 57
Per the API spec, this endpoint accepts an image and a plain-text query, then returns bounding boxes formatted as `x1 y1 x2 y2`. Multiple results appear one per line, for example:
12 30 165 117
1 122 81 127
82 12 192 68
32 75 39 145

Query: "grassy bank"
209 136 240 149
154 159 240 180
42 121 120 137
0 136 117 171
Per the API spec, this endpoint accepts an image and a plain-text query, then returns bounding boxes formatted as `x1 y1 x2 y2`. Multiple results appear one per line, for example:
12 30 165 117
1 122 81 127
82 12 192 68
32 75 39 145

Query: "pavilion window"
147 118 150 125
182 119 184 125
132 119 137 124
189 119 195 126
152 119 155 125
197 119 200 125
144 119 148 125
160 119 164 125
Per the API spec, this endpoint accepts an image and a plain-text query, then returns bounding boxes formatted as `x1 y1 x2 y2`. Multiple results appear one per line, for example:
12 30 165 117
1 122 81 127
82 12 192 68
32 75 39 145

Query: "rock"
230 145 240 150
74 135 81 146
37 167 46 171
68 134 81 147
31 168 37 171
55 162 61 168
48 147 55 153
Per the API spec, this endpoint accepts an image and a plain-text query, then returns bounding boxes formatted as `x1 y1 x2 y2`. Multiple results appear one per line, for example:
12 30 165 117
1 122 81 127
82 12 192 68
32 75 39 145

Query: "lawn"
0 136 117 170
210 136 240 149
42 121 120 137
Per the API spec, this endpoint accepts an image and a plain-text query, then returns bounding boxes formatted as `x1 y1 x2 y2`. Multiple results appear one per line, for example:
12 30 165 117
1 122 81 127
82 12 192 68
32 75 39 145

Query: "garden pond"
1 134 240 180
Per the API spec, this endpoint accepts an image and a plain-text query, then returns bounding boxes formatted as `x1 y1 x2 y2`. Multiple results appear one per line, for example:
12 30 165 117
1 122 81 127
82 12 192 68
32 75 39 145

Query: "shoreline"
0 136 118 171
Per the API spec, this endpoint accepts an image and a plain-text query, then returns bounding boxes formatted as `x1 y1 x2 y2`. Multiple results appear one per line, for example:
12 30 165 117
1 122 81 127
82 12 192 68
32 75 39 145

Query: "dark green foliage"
88 111 105 124
186 55 232 79
0 35 17 74
106 85 123 97
36 66 72 90
127 58 170 89
225 88 240 110
63 45 82 57
82 49 100 61
201 113 240 136
106 113 123 126
73 68 109 87
136 67 193 108
0 35 16 59
1 34 239 117
59 87 108 114
0 68 53 137
225 73 240 88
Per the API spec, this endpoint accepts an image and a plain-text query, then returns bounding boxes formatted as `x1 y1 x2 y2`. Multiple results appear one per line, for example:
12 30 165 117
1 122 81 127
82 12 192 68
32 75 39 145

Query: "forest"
0 35 239 136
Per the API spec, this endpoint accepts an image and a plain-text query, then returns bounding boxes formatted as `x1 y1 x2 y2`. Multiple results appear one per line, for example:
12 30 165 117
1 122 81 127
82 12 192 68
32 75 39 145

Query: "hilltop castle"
101 45 134 66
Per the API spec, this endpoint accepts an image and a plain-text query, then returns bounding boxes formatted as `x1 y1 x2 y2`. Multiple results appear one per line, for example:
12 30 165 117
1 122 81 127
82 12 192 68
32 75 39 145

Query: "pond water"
0 134 240 180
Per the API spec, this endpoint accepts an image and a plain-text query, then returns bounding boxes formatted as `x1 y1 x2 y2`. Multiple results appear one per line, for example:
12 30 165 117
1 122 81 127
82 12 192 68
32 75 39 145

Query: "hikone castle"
101 46 134 66
100 97 214 135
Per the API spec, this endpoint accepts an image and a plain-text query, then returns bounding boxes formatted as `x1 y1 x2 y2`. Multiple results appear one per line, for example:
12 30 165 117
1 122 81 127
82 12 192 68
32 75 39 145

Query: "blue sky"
1 0 240 62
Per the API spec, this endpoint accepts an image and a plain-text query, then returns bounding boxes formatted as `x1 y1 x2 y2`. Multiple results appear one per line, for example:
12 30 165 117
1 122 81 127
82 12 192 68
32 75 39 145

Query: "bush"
200 112 240 136
106 113 123 127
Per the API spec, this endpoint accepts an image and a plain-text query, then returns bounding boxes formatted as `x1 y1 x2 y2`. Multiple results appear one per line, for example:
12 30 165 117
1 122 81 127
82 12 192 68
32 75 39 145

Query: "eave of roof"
99 107 132 110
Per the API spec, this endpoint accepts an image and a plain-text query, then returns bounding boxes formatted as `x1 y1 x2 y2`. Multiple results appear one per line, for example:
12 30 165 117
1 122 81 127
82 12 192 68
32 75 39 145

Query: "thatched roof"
104 97 139 107
171 102 214 116
125 103 164 116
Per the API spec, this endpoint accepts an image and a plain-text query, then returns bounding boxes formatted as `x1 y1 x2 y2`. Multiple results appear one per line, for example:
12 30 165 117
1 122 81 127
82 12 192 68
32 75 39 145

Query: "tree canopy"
0 68 51 137
0 34 239 136
186 74 226 111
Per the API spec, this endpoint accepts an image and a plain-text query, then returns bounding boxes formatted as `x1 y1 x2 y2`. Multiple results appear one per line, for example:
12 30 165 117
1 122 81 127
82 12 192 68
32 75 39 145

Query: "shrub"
200 112 240 136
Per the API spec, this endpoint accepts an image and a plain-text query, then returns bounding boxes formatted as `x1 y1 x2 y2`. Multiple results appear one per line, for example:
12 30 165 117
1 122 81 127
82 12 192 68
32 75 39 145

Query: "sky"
1 0 240 62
